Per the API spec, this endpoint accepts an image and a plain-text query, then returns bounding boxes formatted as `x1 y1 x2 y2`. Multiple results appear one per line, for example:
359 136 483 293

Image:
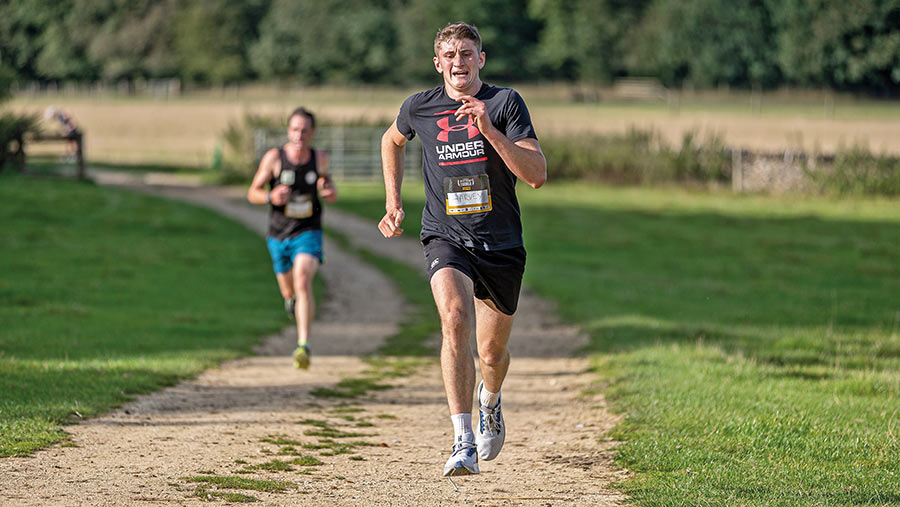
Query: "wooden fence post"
75 132 85 180
732 148 743 193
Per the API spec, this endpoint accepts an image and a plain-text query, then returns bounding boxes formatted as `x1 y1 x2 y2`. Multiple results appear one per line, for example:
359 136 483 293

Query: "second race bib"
285 193 313 219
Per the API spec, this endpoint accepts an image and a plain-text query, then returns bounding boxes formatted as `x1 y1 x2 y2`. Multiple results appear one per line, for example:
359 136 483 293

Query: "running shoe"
442 440 479 476
475 381 505 461
284 297 296 320
292 344 310 370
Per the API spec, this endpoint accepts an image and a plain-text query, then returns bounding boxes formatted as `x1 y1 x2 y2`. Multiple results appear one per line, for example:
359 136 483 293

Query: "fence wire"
255 126 422 181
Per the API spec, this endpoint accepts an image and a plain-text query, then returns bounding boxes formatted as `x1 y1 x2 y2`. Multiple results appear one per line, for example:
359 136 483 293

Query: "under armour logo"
435 113 479 142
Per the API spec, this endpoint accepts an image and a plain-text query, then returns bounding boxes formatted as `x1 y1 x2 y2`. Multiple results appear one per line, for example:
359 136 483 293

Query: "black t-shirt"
267 148 322 240
396 83 537 251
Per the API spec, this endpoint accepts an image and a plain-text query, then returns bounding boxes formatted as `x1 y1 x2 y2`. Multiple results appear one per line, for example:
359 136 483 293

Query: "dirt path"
0 173 626 506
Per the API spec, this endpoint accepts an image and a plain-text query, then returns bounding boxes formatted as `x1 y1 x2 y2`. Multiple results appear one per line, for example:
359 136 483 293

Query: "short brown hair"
433 22 482 56
288 107 315 129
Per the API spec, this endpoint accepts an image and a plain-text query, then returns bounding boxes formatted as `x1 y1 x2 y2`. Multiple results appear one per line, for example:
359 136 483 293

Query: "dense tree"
249 0 397 84
771 0 900 94
0 0 897 94
81 0 179 81
529 0 653 83
175 0 268 84
627 0 780 88
0 0 74 81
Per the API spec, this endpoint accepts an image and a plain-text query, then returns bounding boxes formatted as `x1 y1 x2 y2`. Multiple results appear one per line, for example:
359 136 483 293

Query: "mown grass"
331 180 900 505
0 171 285 457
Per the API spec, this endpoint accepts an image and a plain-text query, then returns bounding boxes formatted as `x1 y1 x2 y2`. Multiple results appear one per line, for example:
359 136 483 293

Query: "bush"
216 113 282 184
807 145 900 196
541 128 731 185
0 112 41 171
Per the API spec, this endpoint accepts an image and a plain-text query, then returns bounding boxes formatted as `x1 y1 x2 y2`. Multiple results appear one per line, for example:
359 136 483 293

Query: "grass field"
3 163 899 502
0 171 285 457
332 181 900 505
10 85 900 166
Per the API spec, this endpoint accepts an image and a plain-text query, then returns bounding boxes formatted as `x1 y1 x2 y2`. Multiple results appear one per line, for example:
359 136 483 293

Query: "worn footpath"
0 172 626 506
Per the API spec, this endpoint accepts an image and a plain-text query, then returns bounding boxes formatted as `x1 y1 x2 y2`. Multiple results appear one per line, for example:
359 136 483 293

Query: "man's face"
287 115 315 148
433 38 485 92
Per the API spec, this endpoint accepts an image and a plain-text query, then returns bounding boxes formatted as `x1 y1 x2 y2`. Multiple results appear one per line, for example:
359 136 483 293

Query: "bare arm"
378 120 409 238
455 96 547 189
316 151 338 203
485 135 546 189
247 149 290 205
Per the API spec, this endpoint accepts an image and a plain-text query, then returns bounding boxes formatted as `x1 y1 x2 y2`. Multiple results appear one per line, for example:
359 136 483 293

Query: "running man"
248 107 338 369
378 22 546 476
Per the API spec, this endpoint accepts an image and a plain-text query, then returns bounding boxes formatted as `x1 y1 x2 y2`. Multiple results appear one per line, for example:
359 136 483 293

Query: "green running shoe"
292 344 310 370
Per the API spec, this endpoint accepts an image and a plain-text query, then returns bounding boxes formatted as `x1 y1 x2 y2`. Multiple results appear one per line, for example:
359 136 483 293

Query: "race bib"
279 169 296 186
444 174 491 215
285 193 313 218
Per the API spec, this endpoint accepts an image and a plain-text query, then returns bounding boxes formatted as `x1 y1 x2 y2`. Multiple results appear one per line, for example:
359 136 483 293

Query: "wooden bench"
17 132 86 180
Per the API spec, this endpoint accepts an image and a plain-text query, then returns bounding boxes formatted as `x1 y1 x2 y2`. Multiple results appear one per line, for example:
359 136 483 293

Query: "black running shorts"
423 236 526 315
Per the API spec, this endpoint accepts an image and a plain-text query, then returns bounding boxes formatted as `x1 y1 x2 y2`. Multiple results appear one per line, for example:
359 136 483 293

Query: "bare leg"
275 271 294 300
291 254 319 345
431 268 476 415
474 297 514 394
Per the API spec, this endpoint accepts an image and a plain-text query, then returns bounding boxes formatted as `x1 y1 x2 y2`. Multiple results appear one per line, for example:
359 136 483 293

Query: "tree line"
2 0 899 94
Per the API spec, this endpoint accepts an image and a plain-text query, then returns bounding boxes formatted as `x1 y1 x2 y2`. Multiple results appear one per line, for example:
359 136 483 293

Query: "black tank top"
267 148 322 239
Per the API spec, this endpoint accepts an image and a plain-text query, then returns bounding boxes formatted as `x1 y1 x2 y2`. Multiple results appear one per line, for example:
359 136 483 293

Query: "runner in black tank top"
267 147 322 240
247 107 338 370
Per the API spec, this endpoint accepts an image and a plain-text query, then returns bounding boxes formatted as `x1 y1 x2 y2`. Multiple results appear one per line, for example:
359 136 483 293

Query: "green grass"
240 459 296 472
325 227 437 357
21 157 211 177
308 376 392 399
332 180 900 505
0 172 285 457
190 487 258 502
288 455 324 466
183 475 292 493
260 436 304 446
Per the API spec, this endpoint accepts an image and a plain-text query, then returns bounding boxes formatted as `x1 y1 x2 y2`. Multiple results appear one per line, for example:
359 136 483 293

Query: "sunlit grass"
332 180 900 504
0 172 284 456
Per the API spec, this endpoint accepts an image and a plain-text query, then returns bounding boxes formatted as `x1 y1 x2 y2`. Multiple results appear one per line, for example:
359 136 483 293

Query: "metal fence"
254 126 422 181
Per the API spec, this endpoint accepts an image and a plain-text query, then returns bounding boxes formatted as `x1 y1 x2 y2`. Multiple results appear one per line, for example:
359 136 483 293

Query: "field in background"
10 85 900 167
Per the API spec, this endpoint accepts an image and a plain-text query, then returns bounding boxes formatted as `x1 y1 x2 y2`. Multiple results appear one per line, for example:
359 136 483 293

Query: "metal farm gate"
255 126 423 181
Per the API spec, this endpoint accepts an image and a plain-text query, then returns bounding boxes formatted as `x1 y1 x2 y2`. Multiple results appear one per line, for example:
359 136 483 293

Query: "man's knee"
478 345 508 367
440 302 471 328
292 262 317 292
293 271 312 290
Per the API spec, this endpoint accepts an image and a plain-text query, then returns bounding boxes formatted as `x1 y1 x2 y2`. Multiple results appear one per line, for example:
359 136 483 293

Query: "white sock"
450 413 474 443
480 385 500 409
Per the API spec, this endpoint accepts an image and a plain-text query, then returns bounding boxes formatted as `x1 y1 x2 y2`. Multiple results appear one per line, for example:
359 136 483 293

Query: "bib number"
444 174 491 215
279 169 296 186
285 193 313 218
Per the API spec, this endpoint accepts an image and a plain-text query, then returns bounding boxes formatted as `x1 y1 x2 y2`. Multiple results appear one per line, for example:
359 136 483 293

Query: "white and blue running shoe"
442 440 479 476
475 381 505 461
